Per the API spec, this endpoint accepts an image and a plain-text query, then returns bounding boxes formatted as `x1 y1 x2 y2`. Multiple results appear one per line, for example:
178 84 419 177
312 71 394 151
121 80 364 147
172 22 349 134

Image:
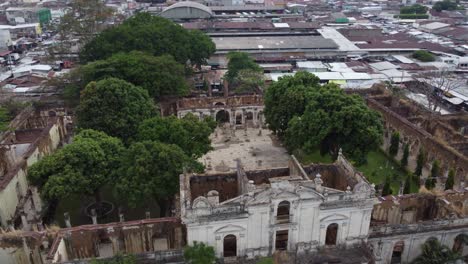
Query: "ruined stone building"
365 89 468 189
180 153 377 262
174 95 265 128
0 106 71 230
369 191 468 263
0 217 186 264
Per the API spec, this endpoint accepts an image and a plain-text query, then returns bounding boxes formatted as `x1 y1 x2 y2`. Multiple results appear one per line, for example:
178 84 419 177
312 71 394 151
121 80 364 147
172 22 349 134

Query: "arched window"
216 110 230 123
276 201 290 223
453 234 467 254
391 241 404 263
325 223 338 246
223 234 237 257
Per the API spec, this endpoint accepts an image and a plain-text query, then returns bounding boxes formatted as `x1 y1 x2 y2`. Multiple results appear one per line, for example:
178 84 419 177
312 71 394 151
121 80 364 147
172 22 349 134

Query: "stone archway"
391 241 404 264
223 234 237 257
325 223 338 246
216 110 230 123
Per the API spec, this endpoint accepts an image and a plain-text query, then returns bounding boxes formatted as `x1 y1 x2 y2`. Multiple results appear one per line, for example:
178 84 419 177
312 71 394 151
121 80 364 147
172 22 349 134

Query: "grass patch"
297 148 418 194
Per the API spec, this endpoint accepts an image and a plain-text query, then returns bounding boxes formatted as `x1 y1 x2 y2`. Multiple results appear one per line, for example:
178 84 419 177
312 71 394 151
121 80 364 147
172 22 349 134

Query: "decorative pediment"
353 180 372 193
215 224 246 234
320 213 349 223
295 185 324 200
192 196 212 209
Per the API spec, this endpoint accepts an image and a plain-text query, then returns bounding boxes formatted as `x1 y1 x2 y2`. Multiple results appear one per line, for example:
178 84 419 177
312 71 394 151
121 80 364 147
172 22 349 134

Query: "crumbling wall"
176 95 264 111
0 114 69 228
189 173 239 203
50 218 185 262
304 164 355 191
371 192 468 225
368 98 468 185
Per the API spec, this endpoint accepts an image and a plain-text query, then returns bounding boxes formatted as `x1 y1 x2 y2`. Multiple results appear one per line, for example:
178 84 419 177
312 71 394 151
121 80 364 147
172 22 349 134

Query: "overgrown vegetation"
411 239 461 264
90 253 136 264
433 0 461 12
184 242 216 264
225 52 264 94
80 13 215 66
400 4 428 14
265 71 383 165
412 50 436 62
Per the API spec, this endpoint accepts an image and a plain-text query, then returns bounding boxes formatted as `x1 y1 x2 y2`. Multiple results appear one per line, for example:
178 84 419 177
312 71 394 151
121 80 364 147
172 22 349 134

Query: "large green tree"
27 130 124 211
400 4 427 14
137 114 214 158
184 241 216 264
433 0 459 12
284 83 383 164
115 141 200 215
79 13 215 65
76 78 155 142
225 52 262 83
264 71 320 137
411 239 461 264
78 51 189 99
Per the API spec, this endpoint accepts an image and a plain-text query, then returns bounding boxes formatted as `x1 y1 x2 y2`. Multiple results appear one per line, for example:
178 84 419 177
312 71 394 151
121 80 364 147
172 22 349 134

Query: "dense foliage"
403 173 412 194
115 141 199 214
80 13 215 65
401 144 409 168
79 51 189 99
389 132 400 157
400 4 428 14
225 52 262 83
381 174 393 196
137 114 214 158
76 78 155 142
264 71 320 137
425 160 440 189
412 50 435 62
445 168 455 190
90 253 136 264
267 72 382 164
411 239 461 264
433 0 459 12
415 149 426 176
396 14 429 19
27 130 124 204
184 241 216 264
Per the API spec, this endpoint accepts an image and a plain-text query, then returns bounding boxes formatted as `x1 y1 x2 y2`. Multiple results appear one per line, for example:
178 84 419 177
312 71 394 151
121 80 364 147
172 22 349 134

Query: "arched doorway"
325 223 338 246
276 201 290 223
223 234 237 257
216 110 230 123
391 241 404 263
235 113 243 125
453 234 467 254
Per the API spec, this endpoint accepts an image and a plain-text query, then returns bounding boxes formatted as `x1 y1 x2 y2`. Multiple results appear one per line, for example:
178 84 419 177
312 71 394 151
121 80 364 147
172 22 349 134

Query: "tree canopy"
225 52 262 83
27 130 124 203
76 78 155 142
433 0 459 12
264 71 320 137
79 13 215 65
265 72 382 164
115 141 199 213
183 241 216 264
136 114 214 158
400 4 428 14
79 51 189 99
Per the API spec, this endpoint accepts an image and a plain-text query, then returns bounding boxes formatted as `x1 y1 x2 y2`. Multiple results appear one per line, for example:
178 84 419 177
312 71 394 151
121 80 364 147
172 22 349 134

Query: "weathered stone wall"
369 191 468 263
367 98 468 186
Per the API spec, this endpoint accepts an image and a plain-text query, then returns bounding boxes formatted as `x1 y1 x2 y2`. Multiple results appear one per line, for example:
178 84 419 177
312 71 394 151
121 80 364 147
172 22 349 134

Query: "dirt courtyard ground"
199 125 290 174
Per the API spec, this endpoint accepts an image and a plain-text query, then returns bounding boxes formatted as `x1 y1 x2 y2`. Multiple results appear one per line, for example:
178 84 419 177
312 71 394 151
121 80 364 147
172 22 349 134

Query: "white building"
180 153 377 259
